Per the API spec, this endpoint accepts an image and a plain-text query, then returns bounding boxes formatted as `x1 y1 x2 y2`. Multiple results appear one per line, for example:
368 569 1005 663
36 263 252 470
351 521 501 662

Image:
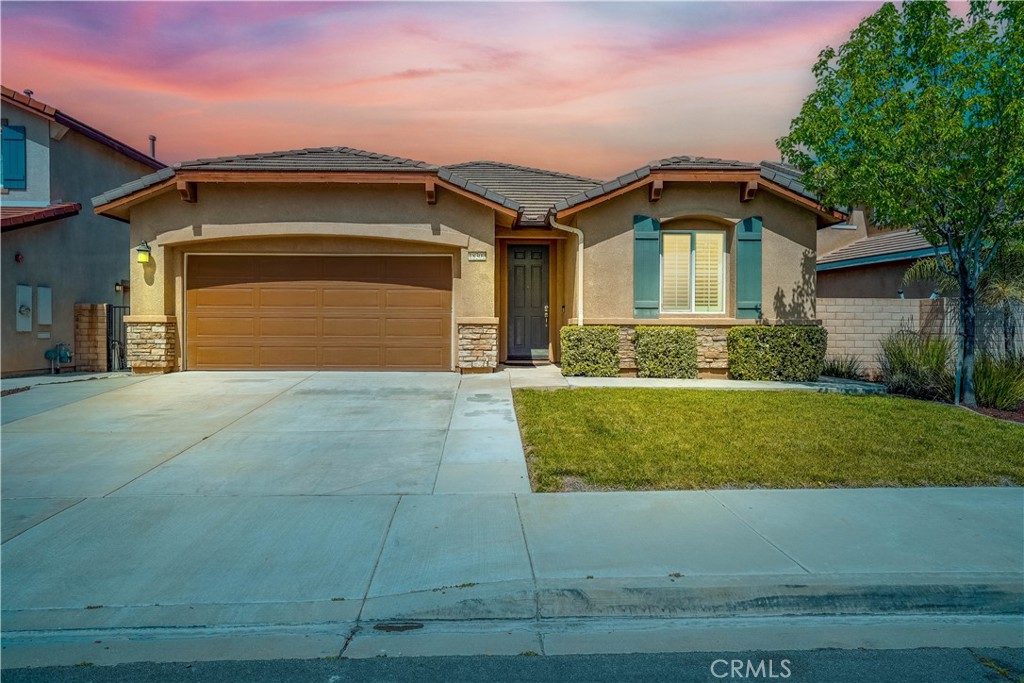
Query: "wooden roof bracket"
740 180 758 203
177 179 197 203
425 180 437 205
649 179 663 202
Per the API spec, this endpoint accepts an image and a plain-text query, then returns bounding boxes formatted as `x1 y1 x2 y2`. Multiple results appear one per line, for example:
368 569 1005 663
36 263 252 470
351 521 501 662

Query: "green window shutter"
735 216 763 319
633 215 661 318
1 125 27 190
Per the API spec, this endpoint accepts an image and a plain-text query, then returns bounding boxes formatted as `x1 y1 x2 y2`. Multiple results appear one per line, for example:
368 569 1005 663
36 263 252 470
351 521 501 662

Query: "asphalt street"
4 648 1023 683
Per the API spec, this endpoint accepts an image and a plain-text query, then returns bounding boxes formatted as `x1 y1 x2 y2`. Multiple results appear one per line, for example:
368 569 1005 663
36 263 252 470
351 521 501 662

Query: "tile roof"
93 147 447 208
1 85 164 171
1 202 81 231
441 161 600 223
818 230 939 267
177 146 437 173
554 156 841 216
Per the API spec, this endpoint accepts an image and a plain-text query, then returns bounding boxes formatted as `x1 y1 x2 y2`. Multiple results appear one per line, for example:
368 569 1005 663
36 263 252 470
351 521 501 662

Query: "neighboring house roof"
1 202 81 232
553 156 845 221
1 85 164 171
441 161 601 224
817 230 945 271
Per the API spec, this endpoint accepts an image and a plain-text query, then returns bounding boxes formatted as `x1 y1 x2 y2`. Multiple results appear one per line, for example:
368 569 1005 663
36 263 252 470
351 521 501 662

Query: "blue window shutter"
2 125 27 190
633 215 661 318
736 216 763 319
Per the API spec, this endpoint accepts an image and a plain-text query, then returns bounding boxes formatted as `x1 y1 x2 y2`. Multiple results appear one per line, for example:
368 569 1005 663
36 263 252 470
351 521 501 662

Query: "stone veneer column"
74 303 108 373
125 316 178 374
457 322 498 372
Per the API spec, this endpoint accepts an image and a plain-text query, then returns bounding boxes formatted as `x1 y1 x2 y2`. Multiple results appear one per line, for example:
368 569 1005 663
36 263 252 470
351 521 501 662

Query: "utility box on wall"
15 285 32 332
37 286 52 325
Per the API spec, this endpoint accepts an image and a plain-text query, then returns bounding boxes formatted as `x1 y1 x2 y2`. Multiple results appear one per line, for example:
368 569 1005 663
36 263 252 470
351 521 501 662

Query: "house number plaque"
468 251 487 262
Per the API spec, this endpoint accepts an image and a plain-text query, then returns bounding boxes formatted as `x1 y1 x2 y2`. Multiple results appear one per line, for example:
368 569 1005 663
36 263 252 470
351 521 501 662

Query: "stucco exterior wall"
125 183 498 370
817 261 934 299
570 183 819 324
1 118 154 376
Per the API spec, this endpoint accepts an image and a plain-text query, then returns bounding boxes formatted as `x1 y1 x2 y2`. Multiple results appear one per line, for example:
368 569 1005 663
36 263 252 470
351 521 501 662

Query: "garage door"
185 255 452 370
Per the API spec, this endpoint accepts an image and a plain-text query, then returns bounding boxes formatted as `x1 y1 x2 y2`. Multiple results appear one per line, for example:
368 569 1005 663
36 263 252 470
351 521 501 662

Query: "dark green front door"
507 245 549 360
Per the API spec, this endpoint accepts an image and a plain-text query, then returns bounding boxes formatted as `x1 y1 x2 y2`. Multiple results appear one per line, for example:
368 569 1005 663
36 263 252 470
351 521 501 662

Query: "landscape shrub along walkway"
512 389 1024 492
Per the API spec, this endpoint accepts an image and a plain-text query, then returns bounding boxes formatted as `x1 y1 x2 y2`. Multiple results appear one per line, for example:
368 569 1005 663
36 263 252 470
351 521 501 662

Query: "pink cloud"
1 1 884 179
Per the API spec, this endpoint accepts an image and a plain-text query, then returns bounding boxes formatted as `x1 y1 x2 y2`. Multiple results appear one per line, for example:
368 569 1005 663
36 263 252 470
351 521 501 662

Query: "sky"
1 1 886 180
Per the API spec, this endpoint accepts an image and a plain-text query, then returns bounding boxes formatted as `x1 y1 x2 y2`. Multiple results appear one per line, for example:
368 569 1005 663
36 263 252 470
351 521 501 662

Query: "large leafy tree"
778 1 1023 406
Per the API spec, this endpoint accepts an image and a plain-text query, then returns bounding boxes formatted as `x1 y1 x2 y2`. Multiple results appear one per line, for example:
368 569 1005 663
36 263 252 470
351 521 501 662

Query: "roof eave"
817 245 948 271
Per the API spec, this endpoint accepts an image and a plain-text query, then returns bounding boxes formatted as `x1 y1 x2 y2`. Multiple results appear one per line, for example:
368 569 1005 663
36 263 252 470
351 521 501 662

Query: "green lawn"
513 389 1024 491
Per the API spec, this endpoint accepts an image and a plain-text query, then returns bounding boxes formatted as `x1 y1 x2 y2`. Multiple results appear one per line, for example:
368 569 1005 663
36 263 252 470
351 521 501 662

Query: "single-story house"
92 147 845 375
1 85 164 376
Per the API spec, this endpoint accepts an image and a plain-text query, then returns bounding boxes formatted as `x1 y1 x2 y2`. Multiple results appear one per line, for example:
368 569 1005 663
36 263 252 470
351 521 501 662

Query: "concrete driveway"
1 371 529 542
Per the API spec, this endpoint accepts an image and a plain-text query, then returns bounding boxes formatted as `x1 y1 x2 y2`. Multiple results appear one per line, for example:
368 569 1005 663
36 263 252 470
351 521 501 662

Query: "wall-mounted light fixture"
136 241 152 264
114 279 131 293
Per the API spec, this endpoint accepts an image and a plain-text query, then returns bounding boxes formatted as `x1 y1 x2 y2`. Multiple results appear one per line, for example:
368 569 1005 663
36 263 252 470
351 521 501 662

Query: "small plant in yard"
974 352 1024 411
822 354 864 381
633 326 698 378
878 329 954 402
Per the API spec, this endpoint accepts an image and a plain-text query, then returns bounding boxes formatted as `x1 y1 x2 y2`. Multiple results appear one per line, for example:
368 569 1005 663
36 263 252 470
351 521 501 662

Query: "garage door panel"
260 288 317 308
258 346 318 367
385 289 449 309
322 288 381 308
186 255 451 371
322 318 381 338
260 317 318 337
193 288 256 308
194 346 256 367
321 346 383 368
386 318 446 338
193 317 255 337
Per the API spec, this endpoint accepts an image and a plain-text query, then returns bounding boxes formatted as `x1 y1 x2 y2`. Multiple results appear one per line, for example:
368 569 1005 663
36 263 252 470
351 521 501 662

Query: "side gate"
107 305 130 371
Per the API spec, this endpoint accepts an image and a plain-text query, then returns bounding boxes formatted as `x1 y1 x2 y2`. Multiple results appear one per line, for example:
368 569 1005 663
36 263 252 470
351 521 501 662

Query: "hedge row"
559 326 620 377
560 325 827 381
726 325 827 382
633 326 698 378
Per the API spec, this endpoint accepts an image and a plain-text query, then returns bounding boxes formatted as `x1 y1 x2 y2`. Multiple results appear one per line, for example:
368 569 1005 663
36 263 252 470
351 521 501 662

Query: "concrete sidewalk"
0 371 1020 667
504 363 886 393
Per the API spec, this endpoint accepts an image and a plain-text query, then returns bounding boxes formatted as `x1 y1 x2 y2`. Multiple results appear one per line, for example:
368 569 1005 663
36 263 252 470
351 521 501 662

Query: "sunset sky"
2 1 887 180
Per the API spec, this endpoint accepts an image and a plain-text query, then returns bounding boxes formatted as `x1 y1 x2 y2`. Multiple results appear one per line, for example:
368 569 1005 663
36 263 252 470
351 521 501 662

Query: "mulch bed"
969 405 1024 424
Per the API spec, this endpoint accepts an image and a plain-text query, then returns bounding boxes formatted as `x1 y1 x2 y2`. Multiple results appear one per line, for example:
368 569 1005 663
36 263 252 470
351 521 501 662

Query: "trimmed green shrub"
877 329 953 401
560 326 620 377
727 325 828 381
822 354 864 381
975 352 1024 411
633 326 698 378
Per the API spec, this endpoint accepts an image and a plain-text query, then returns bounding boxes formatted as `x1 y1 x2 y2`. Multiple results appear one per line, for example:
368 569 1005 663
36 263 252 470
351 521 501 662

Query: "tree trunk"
1004 302 1016 357
960 287 978 406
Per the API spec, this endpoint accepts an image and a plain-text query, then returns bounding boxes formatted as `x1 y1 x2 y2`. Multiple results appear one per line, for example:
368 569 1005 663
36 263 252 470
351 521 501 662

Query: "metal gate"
107 305 130 371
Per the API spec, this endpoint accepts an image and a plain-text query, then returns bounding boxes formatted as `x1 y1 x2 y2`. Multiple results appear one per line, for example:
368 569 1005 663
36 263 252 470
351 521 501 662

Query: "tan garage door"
186 255 452 370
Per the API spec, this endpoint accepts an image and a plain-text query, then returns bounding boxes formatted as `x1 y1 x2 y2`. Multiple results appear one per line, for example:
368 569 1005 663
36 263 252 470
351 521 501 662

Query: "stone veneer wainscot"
457 322 498 371
125 316 178 373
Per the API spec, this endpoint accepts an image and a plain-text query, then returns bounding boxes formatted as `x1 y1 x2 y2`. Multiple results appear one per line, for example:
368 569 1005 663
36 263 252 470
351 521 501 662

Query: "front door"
507 245 550 360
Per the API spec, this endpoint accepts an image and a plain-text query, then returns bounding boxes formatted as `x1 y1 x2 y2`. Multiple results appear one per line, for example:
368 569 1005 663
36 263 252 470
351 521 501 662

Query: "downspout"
548 214 584 326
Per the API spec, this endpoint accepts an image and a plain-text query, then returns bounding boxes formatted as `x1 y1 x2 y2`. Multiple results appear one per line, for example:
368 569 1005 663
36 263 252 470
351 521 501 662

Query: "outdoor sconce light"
114 279 130 293
136 241 152 264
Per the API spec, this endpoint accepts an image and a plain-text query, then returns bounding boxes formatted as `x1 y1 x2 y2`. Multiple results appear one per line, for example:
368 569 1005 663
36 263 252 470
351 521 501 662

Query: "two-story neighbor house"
1 86 164 376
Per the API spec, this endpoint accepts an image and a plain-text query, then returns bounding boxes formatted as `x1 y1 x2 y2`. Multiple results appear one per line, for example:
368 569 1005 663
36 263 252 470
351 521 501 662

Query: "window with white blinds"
661 231 725 314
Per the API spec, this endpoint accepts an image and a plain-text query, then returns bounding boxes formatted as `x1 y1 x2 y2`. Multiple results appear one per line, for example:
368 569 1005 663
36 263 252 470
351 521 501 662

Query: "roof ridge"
180 146 437 170
650 154 758 169
444 160 601 184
